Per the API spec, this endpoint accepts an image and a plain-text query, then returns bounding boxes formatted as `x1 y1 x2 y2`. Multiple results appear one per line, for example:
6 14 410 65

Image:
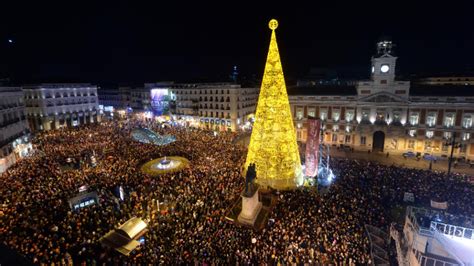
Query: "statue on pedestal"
244 163 257 196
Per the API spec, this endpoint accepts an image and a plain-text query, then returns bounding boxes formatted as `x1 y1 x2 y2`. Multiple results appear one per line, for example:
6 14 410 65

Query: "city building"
23 83 101 131
289 39 474 160
0 86 31 172
97 86 124 118
415 75 474 86
144 82 258 132
392 206 474 265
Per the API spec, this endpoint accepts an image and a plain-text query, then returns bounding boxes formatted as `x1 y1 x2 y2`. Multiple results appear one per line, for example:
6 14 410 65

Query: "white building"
289 39 474 160
23 83 101 131
0 87 31 172
394 206 474 266
153 82 258 132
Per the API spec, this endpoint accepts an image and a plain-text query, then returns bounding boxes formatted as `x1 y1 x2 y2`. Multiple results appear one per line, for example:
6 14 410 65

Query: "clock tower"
371 39 397 85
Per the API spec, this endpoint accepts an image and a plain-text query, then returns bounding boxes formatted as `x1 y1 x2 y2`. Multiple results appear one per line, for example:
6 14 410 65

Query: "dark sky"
1 1 474 84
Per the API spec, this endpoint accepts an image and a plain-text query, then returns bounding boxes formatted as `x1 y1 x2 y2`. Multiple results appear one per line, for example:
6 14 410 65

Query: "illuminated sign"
150 89 170 115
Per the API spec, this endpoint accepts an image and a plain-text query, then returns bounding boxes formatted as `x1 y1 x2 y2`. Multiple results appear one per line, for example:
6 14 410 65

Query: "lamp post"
444 132 463 175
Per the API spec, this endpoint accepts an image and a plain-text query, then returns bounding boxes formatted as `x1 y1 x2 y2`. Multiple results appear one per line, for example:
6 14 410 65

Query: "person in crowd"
0 119 472 265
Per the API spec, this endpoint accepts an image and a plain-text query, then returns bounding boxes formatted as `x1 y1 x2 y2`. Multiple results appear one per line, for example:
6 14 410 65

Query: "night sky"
1 1 473 85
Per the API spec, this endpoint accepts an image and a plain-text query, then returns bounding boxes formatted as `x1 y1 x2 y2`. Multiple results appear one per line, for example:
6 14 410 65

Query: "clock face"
380 64 390 73
371 66 374 73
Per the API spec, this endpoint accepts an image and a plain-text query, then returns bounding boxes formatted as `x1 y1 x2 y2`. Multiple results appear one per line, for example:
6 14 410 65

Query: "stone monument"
238 163 262 226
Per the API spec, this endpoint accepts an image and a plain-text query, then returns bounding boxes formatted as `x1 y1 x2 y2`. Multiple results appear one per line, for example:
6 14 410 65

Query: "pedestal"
237 185 262 226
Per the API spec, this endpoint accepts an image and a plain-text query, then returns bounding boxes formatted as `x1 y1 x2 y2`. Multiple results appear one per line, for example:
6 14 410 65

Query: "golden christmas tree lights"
244 19 302 190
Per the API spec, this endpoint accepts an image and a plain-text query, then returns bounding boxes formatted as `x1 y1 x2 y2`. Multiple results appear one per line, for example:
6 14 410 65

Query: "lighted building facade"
245 19 302 190
0 86 31 172
289 40 474 160
23 83 101 131
144 82 258 132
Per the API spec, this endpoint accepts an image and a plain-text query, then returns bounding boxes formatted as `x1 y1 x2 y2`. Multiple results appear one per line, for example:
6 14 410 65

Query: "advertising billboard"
150 89 170 115
304 118 321 177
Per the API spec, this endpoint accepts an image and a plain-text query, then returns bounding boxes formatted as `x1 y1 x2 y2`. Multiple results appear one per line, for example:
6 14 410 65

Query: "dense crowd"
1 119 473 265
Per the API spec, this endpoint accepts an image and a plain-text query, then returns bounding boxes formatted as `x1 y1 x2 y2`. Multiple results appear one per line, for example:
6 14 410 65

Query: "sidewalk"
330 149 474 176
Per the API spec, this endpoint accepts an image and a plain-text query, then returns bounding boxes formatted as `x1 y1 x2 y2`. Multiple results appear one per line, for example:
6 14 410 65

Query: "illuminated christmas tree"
244 19 302 190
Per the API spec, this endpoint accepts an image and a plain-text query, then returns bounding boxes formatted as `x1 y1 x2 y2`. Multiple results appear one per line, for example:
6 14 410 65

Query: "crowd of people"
1 119 473 265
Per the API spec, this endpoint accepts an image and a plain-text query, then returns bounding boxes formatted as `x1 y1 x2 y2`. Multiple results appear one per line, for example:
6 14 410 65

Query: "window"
360 136 366 145
392 111 401 123
443 131 452 140
345 135 351 143
409 113 419 126
462 115 472 128
462 132 471 141
320 109 328 120
460 143 467 153
297 130 302 140
409 129 416 137
408 140 415 149
442 143 448 152
332 134 338 142
345 125 351 133
390 139 398 149
361 109 370 121
333 125 339 132
426 130 434 139
297 122 302 129
426 112 436 127
308 108 315 118
425 140 433 151
444 113 455 128
332 110 340 121
345 110 354 122
296 109 303 120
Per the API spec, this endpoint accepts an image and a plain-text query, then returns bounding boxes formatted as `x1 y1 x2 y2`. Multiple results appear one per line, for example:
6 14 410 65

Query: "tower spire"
244 19 302 190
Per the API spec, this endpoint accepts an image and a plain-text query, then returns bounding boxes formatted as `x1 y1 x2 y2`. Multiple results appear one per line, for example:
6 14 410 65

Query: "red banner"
305 118 321 177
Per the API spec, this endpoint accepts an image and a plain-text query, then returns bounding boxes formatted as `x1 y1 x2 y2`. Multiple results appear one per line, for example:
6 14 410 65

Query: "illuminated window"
426 130 434 138
426 112 436 127
345 125 351 133
308 108 315 118
361 109 370 121
444 113 455 128
345 110 354 122
424 140 432 151
408 140 415 149
360 136 366 145
345 135 351 143
297 122 302 129
409 113 419 126
392 111 401 123
443 131 452 139
408 129 416 137
332 110 340 121
332 134 338 142
462 116 472 128
320 109 328 120
296 109 303 120
333 125 339 132
462 132 471 141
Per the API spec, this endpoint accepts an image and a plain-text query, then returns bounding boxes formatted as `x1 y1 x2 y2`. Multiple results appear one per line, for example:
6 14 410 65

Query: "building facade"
289 40 474 160
23 83 101 131
141 82 258 132
0 87 31 172
169 83 258 132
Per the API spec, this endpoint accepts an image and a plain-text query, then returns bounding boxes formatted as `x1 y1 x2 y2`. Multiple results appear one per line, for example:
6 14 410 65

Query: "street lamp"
443 132 464 175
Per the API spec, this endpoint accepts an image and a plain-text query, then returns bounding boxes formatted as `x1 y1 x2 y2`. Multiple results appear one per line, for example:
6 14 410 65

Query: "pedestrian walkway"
330 150 474 176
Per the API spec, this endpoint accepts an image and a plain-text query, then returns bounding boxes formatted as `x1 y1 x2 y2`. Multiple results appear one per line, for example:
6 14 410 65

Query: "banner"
430 200 448 210
305 118 321 177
